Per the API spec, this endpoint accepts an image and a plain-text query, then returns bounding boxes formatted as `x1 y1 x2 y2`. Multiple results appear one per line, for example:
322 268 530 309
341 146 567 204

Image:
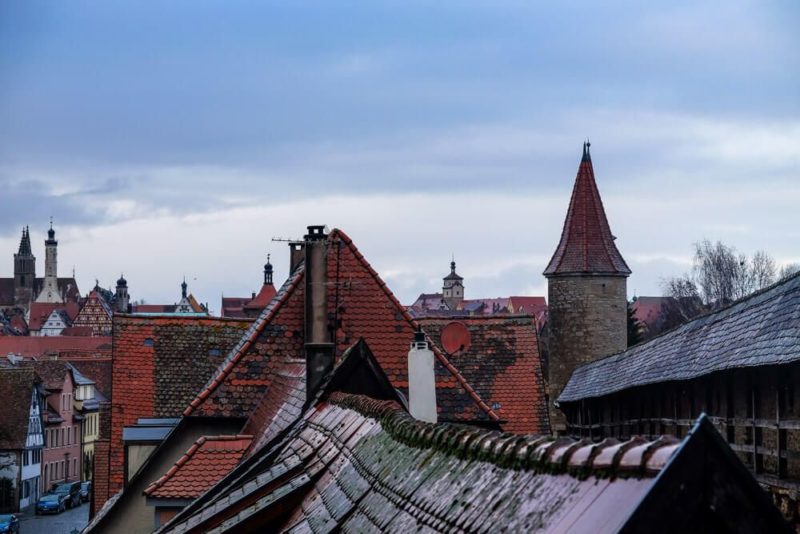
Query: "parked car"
52 481 81 508
36 493 68 514
80 480 92 503
0 514 19 534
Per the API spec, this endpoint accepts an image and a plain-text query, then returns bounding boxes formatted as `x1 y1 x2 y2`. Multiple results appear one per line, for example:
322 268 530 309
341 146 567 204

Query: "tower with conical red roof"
544 142 630 433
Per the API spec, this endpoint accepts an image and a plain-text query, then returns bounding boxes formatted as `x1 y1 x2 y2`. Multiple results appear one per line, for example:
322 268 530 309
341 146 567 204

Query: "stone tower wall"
547 275 627 432
45 242 57 278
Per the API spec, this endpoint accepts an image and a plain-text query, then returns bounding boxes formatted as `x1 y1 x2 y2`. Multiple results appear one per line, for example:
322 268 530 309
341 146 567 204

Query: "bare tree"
779 263 800 280
662 240 778 317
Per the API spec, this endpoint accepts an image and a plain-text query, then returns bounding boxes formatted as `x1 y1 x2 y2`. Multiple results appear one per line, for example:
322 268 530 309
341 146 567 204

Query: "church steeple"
13 227 36 307
18 227 33 256
181 277 188 299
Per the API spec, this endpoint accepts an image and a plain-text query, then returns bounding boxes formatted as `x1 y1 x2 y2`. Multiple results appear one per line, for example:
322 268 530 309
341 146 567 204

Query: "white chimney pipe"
408 330 437 423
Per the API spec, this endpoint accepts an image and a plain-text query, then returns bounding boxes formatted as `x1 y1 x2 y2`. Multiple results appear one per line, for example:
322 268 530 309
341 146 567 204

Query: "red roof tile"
184 266 306 418
144 435 253 500
18 359 71 391
0 336 111 358
329 229 498 423
28 301 80 330
244 284 277 310
0 368 40 449
544 144 630 276
185 228 498 425
221 297 250 318
61 326 93 336
108 314 250 493
418 315 549 434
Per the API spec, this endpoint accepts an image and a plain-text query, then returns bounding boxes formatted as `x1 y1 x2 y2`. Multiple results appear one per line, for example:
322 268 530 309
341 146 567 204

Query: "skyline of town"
1 1 797 311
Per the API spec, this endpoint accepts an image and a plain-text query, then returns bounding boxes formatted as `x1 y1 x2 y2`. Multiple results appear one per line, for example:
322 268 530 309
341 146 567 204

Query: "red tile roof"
418 315 549 434
60 326 93 336
240 360 305 457
329 229 498 423
108 314 251 493
244 284 277 311
220 297 250 318
184 266 306 418
508 296 547 316
631 296 669 331
184 228 498 425
144 435 253 500
0 368 39 449
0 336 112 358
544 144 630 276
19 359 71 391
28 301 80 331
10 314 28 335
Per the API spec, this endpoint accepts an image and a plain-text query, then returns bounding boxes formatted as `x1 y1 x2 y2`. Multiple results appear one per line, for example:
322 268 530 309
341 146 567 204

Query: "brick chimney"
303 225 335 396
408 329 437 423
289 242 304 272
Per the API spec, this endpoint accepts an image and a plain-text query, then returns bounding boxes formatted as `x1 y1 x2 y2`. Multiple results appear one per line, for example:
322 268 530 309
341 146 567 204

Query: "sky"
1 0 798 314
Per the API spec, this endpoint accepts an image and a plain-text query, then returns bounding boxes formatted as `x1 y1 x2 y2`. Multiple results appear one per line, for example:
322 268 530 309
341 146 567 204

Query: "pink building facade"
42 369 81 491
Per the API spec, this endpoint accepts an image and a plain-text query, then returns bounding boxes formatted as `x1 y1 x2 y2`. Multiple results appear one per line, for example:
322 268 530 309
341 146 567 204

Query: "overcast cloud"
0 0 798 312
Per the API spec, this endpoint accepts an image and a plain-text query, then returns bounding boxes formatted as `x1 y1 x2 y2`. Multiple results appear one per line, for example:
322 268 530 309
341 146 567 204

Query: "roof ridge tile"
328 393 673 479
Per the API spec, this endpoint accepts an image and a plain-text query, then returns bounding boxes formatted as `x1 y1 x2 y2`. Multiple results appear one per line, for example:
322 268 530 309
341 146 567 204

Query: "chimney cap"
304 225 327 241
413 327 426 344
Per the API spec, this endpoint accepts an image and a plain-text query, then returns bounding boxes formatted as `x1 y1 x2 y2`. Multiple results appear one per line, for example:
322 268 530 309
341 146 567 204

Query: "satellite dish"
440 321 471 354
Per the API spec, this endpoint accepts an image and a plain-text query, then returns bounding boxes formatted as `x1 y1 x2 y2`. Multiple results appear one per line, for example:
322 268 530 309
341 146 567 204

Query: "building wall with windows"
42 372 81 492
20 386 44 509
0 369 44 513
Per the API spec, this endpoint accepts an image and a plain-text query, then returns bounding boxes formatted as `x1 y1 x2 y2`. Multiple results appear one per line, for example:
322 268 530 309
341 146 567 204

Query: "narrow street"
19 502 88 534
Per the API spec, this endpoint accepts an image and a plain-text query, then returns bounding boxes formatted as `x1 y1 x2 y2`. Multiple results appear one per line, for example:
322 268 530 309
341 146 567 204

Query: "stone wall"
547 275 627 432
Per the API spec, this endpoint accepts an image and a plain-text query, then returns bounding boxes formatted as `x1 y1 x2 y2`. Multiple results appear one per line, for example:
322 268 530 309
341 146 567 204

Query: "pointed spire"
544 142 630 277
17 227 33 256
47 217 55 241
181 277 188 298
